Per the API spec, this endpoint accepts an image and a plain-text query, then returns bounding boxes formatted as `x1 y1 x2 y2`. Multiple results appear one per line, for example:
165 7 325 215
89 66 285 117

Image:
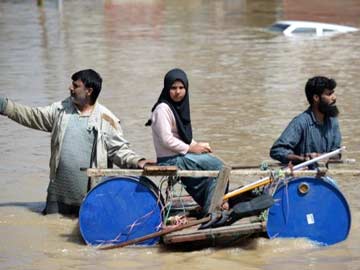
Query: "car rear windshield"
269 23 289 32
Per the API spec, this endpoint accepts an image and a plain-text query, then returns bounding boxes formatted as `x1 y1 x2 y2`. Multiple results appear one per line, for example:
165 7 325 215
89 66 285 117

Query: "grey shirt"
48 114 94 206
0 97 7 114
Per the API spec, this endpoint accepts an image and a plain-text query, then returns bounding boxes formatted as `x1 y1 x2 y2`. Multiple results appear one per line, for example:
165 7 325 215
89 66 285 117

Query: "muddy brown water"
1 1 360 269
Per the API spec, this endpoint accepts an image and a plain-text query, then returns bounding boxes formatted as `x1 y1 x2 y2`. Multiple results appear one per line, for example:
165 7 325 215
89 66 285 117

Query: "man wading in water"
0 69 150 216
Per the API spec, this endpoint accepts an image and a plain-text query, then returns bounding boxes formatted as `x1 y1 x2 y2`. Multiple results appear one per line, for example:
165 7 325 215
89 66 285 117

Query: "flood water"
1 0 360 269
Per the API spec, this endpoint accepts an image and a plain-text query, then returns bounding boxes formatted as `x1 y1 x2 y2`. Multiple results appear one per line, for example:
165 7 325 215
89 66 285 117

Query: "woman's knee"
184 153 222 170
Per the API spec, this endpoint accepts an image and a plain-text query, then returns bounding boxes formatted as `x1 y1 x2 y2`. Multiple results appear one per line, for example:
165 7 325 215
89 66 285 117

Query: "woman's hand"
188 142 212 154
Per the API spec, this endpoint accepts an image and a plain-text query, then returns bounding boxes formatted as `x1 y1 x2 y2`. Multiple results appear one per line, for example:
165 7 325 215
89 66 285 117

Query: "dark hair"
71 69 102 104
305 76 336 104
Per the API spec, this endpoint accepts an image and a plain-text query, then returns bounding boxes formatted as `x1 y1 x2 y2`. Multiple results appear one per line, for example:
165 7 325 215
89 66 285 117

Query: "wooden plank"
85 168 360 178
162 221 265 244
143 165 178 176
208 166 231 213
84 168 268 177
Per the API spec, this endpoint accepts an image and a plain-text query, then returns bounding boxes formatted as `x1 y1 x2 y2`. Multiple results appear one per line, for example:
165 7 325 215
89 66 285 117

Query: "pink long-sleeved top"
151 103 191 158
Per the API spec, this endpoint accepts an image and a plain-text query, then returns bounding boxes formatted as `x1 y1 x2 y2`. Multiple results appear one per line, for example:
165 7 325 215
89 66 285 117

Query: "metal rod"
293 146 345 170
223 147 346 200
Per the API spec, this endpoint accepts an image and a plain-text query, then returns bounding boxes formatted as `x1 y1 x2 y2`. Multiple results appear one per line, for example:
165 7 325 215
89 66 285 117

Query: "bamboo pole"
85 147 356 178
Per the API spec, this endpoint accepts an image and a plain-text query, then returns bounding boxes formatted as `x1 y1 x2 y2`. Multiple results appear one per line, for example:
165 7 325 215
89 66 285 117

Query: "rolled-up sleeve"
270 117 303 164
105 121 145 168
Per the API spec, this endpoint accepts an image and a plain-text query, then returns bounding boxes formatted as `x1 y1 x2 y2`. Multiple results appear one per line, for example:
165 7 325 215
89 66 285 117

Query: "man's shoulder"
292 109 313 123
283 110 314 131
95 103 121 130
95 103 118 118
56 97 72 108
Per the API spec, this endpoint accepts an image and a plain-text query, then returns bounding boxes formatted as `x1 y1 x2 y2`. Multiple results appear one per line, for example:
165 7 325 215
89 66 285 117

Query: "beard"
318 99 339 117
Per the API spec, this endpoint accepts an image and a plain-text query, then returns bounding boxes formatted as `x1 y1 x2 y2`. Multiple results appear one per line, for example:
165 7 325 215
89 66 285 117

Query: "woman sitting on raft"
145 68 224 216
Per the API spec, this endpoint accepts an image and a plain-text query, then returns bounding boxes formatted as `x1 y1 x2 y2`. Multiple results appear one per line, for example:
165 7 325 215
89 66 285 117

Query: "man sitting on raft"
270 76 342 165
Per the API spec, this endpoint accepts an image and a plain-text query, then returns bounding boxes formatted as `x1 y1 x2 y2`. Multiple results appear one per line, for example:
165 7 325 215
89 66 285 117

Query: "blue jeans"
157 153 224 214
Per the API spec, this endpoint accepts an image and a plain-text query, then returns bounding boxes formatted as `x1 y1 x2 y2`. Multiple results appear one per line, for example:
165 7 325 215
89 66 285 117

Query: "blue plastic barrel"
266 176 351 245
79 176 163 246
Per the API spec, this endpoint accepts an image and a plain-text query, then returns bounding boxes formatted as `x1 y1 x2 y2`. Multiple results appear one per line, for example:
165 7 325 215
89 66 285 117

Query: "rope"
162 175 190 225
260 161 269 171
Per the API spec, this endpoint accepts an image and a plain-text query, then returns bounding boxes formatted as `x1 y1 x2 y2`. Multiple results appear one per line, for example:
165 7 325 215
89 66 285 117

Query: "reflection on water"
1 0 360 269
282 0 360 25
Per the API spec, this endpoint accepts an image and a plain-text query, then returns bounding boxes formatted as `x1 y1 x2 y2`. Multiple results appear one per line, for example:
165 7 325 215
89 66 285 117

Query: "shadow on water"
60 222 86 245
0 201 45 214
0 201 86 245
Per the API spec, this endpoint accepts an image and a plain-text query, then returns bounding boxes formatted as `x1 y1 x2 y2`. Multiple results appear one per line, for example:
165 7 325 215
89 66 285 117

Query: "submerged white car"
269 20 358 36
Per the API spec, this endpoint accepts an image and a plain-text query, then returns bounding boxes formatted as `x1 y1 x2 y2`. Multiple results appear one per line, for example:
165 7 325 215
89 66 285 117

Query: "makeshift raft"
79 148 353 249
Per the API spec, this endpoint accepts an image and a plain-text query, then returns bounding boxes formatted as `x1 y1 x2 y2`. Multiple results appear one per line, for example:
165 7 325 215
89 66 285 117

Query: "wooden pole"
58 0 63 13
85 168 360 178
98 216 211 250
208 166 231 213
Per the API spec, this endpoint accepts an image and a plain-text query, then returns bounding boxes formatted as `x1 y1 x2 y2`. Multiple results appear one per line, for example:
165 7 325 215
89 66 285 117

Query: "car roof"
274 20 358 32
